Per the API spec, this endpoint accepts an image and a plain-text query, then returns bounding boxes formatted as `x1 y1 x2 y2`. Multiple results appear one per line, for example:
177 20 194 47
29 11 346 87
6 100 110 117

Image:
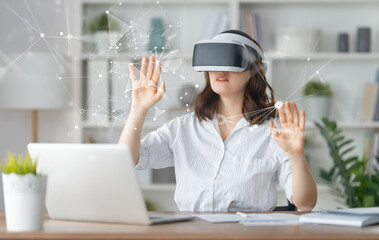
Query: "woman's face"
208 70 251 97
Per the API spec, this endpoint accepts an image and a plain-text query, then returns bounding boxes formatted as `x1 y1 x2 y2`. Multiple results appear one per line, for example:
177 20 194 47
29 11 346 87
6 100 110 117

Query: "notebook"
299 207 379 227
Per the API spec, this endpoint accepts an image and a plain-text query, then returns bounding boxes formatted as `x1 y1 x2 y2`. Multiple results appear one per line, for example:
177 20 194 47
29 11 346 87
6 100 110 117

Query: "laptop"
27 143 194 225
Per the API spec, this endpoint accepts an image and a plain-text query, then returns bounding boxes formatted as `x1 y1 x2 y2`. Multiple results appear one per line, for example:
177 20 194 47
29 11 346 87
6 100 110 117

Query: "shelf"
305 121 379 130
82 0 228 4
81 52 193 60
265 52 379 61
240 0 379 4
81 120 164 129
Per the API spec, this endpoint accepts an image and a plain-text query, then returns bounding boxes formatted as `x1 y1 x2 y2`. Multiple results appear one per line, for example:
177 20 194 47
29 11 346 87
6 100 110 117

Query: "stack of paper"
193 213 303 226
299 207 379 227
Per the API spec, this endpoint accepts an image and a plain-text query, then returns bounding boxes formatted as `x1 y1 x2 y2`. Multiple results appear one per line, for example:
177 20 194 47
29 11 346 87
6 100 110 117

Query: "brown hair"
194 30 277 125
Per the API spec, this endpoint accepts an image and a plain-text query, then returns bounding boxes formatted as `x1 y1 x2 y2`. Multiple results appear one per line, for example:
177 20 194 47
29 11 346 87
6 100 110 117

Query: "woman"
119 30 317 212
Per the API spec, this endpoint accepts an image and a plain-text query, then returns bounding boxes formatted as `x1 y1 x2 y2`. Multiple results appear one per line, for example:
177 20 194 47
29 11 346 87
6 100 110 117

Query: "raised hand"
270 101 306 155
129 56 166 112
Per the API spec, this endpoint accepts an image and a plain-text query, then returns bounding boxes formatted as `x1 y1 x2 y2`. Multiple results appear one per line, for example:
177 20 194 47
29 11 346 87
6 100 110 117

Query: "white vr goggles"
192 33 267 73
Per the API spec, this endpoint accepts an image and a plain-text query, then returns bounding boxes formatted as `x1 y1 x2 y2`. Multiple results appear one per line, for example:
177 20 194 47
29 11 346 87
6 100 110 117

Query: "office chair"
273 200 297 211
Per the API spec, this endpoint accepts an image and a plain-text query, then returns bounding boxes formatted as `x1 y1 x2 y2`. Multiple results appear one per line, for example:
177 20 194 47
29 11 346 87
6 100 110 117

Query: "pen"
236 211 248 218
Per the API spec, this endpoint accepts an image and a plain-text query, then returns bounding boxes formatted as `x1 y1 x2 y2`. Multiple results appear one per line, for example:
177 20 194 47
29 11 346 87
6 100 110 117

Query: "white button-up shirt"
136 112 293 211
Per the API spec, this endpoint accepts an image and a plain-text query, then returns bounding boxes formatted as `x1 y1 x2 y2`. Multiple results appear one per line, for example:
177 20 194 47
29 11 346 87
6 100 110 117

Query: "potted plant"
89 13 120 54
316 118 379 207
0 151 47 232
303 80 333 121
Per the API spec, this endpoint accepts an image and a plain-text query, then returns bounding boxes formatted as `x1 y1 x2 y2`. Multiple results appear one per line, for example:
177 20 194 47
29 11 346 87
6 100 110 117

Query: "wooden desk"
1 212 379 240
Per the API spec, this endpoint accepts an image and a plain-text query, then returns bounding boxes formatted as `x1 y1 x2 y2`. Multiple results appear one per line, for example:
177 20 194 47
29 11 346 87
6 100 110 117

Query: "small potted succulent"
0 151 47 232
303 80 333 121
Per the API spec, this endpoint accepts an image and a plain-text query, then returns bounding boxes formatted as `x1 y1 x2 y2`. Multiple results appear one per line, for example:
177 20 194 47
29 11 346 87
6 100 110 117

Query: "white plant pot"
275 27 322 54
303 96 331 122
2 173 47 232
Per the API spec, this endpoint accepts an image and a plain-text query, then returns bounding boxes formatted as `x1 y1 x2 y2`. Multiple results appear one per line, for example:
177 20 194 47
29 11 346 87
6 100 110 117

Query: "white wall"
0 0 79 210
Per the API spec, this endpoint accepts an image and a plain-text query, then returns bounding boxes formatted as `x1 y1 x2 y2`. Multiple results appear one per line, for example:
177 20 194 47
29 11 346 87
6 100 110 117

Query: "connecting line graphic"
0 0 341 144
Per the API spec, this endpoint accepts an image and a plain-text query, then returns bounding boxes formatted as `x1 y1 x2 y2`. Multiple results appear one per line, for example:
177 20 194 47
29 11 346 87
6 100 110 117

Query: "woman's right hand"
129 56 166 113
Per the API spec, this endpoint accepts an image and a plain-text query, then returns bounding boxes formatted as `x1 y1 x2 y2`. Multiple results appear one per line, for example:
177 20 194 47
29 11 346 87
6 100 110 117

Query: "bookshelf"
70 0 379 210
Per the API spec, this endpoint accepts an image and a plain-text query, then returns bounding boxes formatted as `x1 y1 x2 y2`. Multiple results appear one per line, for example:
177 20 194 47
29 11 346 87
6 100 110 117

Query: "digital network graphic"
0 0 336 142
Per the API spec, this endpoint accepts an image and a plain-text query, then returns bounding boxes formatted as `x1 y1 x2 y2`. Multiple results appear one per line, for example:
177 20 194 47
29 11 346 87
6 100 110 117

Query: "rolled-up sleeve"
135 119 176 170
276 151 293 203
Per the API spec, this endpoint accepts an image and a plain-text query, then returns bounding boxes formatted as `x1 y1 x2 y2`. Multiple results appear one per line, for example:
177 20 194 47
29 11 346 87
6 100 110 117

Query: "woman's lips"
216 75 229 82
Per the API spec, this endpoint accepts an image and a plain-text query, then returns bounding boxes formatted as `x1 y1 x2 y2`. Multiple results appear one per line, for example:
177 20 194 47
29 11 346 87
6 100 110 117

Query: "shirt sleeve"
275 151 293 204
135 118 176 170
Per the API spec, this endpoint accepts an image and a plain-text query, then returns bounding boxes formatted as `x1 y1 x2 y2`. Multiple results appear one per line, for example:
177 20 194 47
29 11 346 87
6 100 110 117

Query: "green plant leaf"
0 150 37 175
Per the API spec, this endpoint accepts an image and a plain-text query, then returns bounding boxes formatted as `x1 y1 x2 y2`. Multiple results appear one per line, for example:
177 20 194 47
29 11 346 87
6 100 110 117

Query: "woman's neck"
217 94 244 123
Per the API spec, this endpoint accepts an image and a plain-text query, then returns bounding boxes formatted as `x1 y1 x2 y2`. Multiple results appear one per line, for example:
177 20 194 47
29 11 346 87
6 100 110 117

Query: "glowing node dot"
163 110 165 112
105 10 109 14
173 71 176 74
186 104 189 107
40 33 45 38
307 57 310 61
316 71 319 74
275 100 283 109
119 2 122 5
153 117 157 121
161 47 164 50
74 125 78 129
187 109 190 112
58 77 62 80
156 1 159 3
180 97 183 100
134 127 137 130
195 84 199 88
59 32 63 36
253 124 258 129
99 74 103 78
112 109 115 112
185 92 188 95
154 46 157 49
169 24 172 28
135 47 138 50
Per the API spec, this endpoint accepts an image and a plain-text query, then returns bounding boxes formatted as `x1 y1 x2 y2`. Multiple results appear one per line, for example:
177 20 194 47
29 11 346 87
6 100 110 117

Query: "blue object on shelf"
147 18 165 53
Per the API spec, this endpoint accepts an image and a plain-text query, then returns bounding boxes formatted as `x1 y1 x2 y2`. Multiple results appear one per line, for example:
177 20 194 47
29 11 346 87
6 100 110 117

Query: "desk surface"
1 212 379 240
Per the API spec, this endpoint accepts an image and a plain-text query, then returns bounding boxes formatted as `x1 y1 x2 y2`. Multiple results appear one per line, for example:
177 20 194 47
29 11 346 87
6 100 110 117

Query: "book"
357 83 379 121
373 68 379 121
299 212 379 227
244 12 262 44
299 207 379 227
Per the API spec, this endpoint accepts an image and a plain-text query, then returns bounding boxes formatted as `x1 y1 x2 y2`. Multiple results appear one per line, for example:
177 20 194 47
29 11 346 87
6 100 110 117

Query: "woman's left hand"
270 101 306 155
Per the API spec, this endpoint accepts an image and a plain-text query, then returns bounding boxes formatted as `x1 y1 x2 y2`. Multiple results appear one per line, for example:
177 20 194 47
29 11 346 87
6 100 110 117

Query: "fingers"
146 56 155 81
300 109 306 130
155 81 166 100
129 62 137 81
140 56 148 80
278 104 287 128
152 60 161 84
270 120 280 138
285 101 293 123
292 102 299 126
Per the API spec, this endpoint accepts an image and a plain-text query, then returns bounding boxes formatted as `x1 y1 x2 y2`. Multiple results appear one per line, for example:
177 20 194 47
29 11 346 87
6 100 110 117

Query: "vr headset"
192 32 267 73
